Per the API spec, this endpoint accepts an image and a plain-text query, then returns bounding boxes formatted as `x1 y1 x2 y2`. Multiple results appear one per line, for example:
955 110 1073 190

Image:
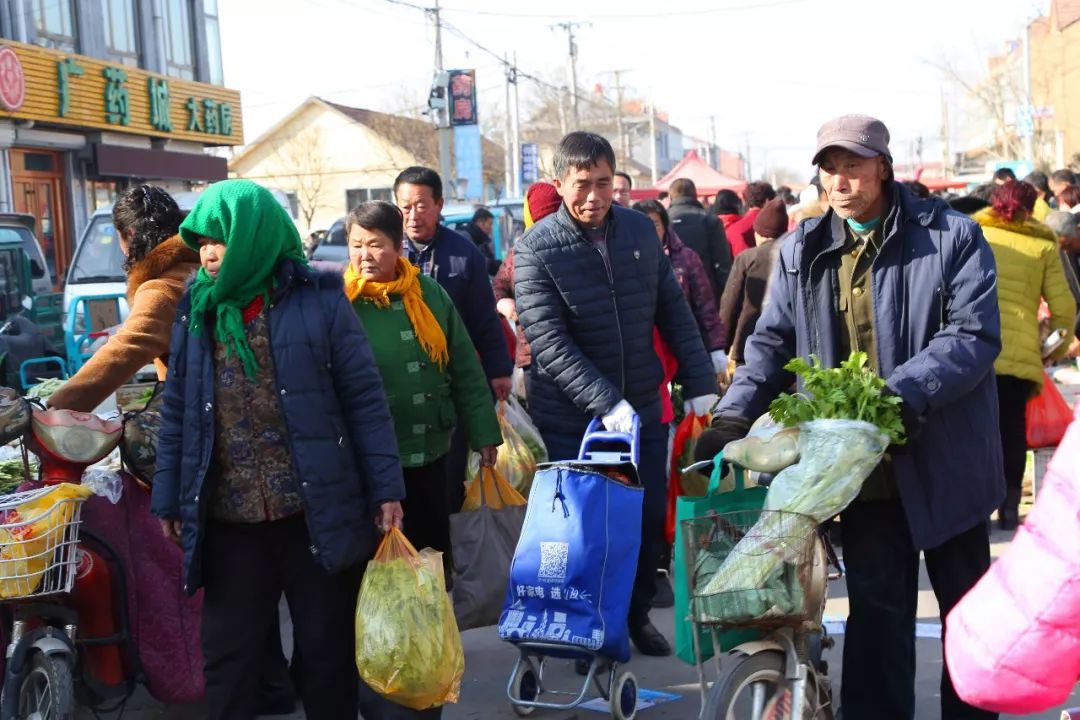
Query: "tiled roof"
1055 0 1080 30
320 98 505 174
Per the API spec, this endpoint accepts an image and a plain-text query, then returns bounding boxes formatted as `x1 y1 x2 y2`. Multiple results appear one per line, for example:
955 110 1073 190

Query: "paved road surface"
78 527 1077 720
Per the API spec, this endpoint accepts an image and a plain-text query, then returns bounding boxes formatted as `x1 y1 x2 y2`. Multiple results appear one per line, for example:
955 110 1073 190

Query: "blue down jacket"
719 183 1004 550
150 259 405 592
513 202 716 434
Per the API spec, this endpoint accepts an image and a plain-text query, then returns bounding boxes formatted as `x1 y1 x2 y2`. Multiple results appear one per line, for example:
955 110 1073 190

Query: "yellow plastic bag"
461 466 526 512
467 401 538 497
355 528 464 710
0 484 93 599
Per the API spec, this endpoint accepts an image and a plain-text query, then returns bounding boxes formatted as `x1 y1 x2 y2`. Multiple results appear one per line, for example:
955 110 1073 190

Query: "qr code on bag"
538 542 569 582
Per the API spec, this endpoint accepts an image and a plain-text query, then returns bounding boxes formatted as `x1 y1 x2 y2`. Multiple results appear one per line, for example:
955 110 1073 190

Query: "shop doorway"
11 149 69 286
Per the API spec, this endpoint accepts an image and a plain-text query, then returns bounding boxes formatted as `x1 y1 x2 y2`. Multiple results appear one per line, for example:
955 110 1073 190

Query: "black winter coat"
513 203 715 434
667 196 732 305
150 260 405 592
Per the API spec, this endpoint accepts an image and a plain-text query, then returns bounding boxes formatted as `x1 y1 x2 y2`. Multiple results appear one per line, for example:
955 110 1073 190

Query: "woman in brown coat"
48 186 198 412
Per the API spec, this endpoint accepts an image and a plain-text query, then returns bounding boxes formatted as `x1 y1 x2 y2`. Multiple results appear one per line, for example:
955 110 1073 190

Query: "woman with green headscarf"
151 179 405 720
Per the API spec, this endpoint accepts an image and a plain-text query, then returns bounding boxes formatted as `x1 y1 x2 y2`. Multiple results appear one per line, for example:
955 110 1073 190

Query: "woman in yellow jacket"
974 180 1076 530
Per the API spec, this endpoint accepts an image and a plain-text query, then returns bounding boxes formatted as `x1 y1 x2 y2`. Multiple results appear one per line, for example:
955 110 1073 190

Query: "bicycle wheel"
16 652 74 720
702 649 833 720
703 650 785 720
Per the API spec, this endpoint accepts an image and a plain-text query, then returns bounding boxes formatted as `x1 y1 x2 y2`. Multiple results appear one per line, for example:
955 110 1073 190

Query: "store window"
163 0 195 80
204 0 224 85
31 0 77 52
102 0 140 67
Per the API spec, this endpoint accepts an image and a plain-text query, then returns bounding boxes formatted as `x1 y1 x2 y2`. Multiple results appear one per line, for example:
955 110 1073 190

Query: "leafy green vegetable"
768 352 906 444
137 387 154 405
25 378 65 400
0 459 29 494
355 551 463 708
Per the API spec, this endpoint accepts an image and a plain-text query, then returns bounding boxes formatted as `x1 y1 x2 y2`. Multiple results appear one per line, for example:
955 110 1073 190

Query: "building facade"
0 0 241 284
230 97 504 234
1029 0 1080 169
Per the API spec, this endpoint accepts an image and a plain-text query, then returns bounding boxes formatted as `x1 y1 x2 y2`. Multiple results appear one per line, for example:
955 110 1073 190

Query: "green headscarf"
179 179 306 379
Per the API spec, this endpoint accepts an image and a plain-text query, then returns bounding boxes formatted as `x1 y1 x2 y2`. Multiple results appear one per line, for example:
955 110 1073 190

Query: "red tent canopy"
655 150 747 196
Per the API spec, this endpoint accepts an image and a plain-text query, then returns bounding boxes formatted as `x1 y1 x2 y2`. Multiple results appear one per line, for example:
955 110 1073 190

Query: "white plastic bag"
699 419 888 597
763 419 888 519
81 468 123 504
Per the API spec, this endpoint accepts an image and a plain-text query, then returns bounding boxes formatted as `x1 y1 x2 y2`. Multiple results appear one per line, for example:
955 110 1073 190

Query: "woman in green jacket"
974 180 1077 530
345 200 502 567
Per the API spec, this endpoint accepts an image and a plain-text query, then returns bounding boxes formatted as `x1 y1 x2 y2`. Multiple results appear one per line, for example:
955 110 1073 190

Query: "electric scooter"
0 405 139 719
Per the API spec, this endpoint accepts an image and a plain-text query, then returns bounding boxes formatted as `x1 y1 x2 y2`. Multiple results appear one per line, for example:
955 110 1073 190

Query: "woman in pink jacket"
945 403 1080 714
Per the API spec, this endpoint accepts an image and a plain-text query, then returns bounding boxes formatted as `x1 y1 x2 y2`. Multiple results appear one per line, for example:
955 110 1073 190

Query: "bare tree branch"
266 127 331 234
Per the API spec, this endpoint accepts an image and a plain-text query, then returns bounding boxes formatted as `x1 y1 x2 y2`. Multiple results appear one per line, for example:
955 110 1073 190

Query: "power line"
436 0 812 20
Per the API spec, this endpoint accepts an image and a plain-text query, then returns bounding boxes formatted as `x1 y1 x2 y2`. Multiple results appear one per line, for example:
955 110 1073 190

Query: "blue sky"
221 0 1046 179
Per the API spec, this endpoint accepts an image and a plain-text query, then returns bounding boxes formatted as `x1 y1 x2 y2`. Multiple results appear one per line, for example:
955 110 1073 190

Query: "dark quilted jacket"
150 259 405 592
513 203 715 434
666 230 726 352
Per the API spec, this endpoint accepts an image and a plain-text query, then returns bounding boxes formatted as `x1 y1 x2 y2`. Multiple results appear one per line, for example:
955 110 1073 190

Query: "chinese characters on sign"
103 67 130 125
448 69 477 126
521 143 540 185
52 56 234 137
56 57 83 117
148 77 172 131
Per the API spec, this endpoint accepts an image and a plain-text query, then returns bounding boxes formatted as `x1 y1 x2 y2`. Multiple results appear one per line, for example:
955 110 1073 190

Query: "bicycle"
681 447 838 720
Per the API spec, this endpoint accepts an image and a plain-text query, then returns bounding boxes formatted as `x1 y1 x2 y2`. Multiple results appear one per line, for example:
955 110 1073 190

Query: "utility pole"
511 52 522 196
557 86 568 136
503 54 513 196
743 131 752 181
429 0 453 186
648 100 658 185
1022 19 1036 166
611 70 630 163
709 115 718 169
554 22 587 129
940 87 951 177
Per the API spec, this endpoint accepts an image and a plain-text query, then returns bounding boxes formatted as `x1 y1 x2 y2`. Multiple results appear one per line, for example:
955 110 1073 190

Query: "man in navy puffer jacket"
514 132 717 657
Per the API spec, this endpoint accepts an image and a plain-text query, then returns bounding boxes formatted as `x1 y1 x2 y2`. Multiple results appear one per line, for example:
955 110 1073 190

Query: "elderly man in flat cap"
696 115 1002 720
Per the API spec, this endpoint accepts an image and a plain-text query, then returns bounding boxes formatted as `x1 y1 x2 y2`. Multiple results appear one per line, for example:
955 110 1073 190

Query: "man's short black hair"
669 178 697 199
1024 171 1050 193
614 171 633 188
553 132 616 180
993 167 1017 183
472 207 494 223
1051 168 1077 186
393 166 443 202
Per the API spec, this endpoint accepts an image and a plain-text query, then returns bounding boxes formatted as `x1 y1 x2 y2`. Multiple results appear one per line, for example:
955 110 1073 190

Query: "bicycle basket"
0 484 91 599
683 509 818 629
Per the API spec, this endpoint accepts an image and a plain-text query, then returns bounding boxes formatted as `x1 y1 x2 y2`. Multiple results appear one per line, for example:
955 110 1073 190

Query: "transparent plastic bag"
467 400 541 496
762 419 888 518
81 468 123 504
501 396 547 465
355 528 464 710
698 419 887 597
511 366 527 402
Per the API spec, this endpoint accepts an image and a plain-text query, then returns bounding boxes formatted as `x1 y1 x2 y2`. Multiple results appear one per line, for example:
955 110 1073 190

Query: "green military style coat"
351 273 502 467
